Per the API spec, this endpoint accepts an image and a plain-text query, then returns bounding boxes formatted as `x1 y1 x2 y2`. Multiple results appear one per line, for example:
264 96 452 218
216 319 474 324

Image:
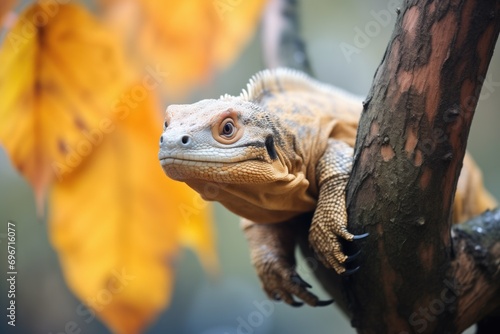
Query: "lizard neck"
185 170 316 223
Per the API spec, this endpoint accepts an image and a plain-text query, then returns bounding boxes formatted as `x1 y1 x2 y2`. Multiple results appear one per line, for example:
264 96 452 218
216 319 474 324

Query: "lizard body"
159 68 496 306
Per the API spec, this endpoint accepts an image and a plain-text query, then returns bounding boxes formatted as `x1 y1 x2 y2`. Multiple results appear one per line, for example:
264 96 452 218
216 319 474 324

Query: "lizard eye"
163 121 168 129
212 109 244 144
220 119 235 138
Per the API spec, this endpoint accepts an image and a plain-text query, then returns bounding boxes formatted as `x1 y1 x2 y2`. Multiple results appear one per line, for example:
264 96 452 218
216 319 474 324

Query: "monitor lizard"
158 68 496 307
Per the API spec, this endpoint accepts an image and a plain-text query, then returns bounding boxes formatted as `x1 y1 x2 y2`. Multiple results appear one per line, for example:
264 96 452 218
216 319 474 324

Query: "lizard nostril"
160 135 164 144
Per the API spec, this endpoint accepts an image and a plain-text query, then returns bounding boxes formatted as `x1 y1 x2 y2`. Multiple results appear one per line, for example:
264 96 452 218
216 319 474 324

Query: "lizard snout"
159 133 194 150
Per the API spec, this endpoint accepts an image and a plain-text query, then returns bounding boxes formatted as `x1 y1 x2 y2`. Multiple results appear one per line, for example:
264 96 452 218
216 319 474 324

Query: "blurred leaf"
50 91 216 334
103 0 268 96
1 2 219 333
0 3 133 208
0 0 16 23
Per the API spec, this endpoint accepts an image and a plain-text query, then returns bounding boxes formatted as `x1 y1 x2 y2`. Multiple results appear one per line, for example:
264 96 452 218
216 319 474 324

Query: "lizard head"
158 98 290 186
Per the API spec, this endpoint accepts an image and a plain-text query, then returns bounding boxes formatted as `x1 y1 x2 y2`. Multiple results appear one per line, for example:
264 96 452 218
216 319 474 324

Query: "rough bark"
344 1 500 333
262 0 500 333
450 210 500 333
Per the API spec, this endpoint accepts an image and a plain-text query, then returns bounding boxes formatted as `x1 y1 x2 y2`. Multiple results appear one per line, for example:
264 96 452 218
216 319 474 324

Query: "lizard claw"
352 232 369 240
344 249 361 263
244 221 331 308
316 299 335 307
341 266 360 276
290 273 312 288
309 223 368 275
256 258 331 307
287 296 333 307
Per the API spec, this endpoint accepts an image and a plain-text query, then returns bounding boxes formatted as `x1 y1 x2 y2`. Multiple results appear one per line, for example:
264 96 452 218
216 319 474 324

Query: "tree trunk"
263 0 500 333
345 1 500 333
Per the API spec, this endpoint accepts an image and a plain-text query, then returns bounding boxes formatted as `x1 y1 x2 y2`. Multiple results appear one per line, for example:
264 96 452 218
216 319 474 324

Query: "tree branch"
343 1 500 333
451 209 500 332
261 0 312 74
261 0 500 332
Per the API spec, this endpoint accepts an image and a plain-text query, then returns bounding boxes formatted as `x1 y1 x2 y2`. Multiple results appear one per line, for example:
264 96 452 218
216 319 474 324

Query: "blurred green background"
1 0 498 333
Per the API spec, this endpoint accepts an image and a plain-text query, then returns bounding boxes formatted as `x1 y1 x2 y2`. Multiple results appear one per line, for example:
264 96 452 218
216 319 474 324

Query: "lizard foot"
308 223 368 275
244 219 334 307
255 256 334 307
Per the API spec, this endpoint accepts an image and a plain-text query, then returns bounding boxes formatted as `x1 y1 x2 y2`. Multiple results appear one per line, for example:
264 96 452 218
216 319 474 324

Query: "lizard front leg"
241 218 333 307
309 139 368 275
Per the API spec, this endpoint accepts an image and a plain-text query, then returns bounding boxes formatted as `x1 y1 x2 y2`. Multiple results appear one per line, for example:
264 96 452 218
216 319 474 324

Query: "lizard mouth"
159 148 289 183
158 147 268 166
159 156 265 167
159 156 273 183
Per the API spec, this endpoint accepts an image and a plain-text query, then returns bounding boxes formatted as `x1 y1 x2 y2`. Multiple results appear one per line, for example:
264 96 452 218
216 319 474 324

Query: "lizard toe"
284 275 334 307
274 289 303 307
337 227 356 241
283 277 322 306
315 251 346 275
257 259 321 307
330 258 346 275
323 248 362 275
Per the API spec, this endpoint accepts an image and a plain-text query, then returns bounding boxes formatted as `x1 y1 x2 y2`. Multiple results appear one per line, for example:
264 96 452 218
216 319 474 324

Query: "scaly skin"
159 68 497 307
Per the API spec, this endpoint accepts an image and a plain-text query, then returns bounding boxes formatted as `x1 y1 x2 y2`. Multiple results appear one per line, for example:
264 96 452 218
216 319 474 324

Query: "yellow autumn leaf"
0 3 133 207
102 0 268 96
0 2 217 332
50 90 215 334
